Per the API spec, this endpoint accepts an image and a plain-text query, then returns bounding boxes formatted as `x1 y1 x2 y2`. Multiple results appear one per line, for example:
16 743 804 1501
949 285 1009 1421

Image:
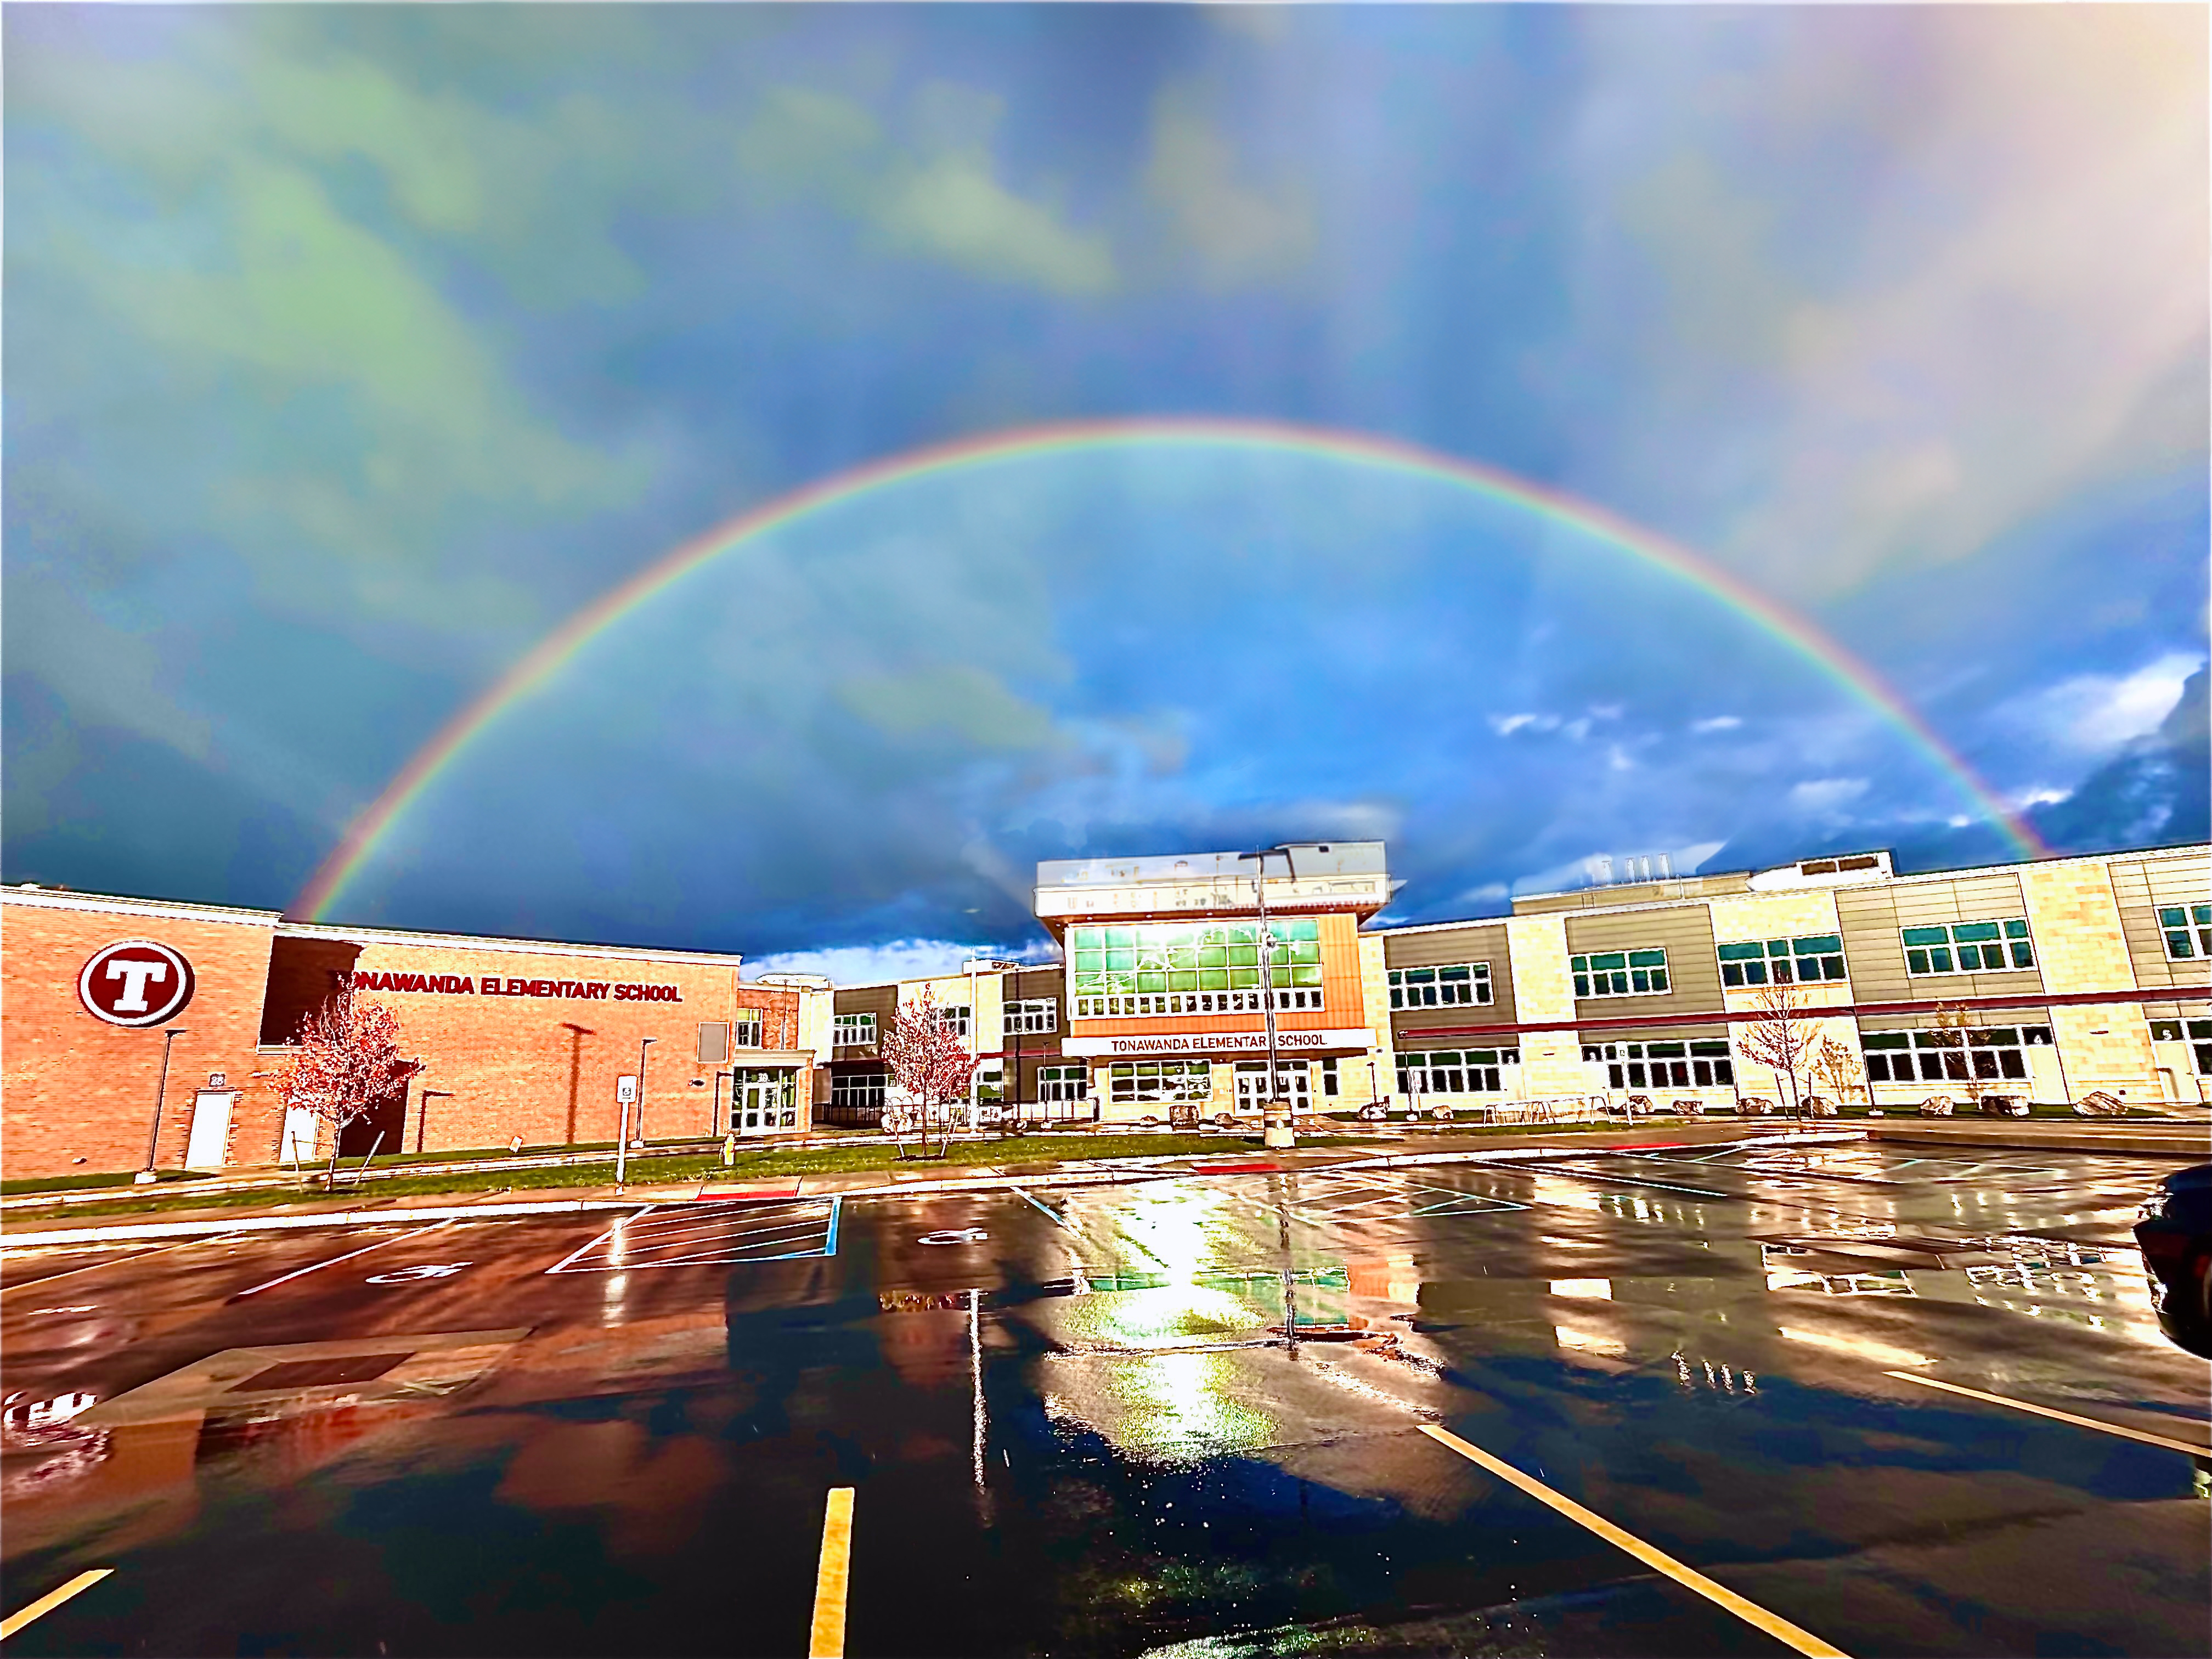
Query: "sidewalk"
0 1121 1836 1250
1863 1118 2211 1160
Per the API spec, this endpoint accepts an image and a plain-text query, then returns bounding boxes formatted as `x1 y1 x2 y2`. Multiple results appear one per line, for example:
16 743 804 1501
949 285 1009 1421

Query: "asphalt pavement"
2 1137 2205 1657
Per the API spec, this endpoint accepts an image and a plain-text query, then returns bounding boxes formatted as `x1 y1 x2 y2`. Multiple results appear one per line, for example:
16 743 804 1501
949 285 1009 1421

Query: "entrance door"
1234 1062 1311 1114
735 1070 797 1136
184 1089 235 1171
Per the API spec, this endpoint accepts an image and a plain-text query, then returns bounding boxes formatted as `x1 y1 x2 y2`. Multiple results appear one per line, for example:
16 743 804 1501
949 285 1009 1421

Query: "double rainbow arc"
292 416 2044 921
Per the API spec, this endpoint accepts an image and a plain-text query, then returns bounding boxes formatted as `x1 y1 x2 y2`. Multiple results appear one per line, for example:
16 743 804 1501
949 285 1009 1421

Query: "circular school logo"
78 939 196 1028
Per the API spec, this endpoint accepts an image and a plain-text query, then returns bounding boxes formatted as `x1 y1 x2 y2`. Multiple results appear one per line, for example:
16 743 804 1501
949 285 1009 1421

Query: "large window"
1717 935 1846 988
2149 1020 2212 1076
2158 906 2212 961
1582 1040 1732 1090
1108 1060 1211 1105
830 1070 885 1112
1572 949 1669 998
1005 997 1058 1034
1036 1064 1089 1103
1389 963 1492 1009
833 1012 876 1048
934 1004 972 1039
732 1007 764 1048
1397 1049 1518 1094
1900 920 2034 975
1859 1025 2050 1084
1071 918 1323 1018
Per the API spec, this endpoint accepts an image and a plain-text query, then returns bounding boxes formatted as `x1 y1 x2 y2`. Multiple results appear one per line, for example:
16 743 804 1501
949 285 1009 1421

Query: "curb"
0 1126 1878 1250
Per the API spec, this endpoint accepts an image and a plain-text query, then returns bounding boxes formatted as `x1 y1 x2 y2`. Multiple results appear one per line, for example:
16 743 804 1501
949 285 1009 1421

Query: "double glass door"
733 1069 798 1136
1234 1062 1311 1113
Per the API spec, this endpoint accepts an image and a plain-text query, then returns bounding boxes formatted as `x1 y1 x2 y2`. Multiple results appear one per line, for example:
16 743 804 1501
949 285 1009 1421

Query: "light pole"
1238 847 1297 1149
137 1027 187 1183
634 1036 656 1147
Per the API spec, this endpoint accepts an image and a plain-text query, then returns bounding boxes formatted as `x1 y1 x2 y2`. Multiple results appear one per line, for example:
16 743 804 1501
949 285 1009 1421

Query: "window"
1397 1049 1518 1094
1004 998 1058 1035
831 1070 885 1111
833 1012 876 1048
1717 935 1846 988
1036 1064 1089 1103
1572 949 1669 998
1581 1039 1732 1090
1108 1060 1211 1105
1070 918 1323 1018
2151 1020 2212 1076
1900 919 2034 975
1389 963 1492 1009
732 1007 764 1049
934 1004 972 1039
2157 905 2212 961
974 1062 1004 1101
1319 1057 1340 1097
1859 1026 2047 1084
696 1022 731 1064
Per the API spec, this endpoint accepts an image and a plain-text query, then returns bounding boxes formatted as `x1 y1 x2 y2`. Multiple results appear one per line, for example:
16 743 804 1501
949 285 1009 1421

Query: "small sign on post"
616 1075 638 1104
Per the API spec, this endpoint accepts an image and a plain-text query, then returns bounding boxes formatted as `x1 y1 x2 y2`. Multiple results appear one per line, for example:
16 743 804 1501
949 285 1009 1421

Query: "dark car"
2134 1163 2212 1359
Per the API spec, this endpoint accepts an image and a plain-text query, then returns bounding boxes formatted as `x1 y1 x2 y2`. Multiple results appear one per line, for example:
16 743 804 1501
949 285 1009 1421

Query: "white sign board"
616 1075 638 1104
1060 1028 1374 1058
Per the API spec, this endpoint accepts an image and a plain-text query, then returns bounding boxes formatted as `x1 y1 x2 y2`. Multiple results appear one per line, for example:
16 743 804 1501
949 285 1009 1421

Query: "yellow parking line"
1 1569 112 1640
1419 1425 1849 1658
808 1486 855 1658
1886 1372 2211 1459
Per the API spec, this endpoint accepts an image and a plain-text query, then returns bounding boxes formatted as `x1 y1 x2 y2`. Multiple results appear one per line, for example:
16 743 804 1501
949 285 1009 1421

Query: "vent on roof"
1837 855 1880 872
1800 860 1838 876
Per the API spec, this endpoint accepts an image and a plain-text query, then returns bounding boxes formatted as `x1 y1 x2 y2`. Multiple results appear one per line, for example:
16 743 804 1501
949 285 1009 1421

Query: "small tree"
1928 1002 1984 1107
275 983 417 1184
1735 982 1822 1120
1809 1032 1867 1111
877 986 975 1161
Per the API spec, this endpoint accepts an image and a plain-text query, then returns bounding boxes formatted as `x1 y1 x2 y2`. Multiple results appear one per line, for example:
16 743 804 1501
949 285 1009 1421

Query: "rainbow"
292 416 2046 919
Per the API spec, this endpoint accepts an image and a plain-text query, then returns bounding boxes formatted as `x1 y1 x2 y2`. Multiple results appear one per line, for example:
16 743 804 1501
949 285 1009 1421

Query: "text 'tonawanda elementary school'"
4 836 2207 1178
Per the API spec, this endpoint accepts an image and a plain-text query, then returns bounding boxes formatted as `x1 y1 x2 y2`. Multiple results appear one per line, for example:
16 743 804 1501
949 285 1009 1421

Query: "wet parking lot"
3 1136 2207 1657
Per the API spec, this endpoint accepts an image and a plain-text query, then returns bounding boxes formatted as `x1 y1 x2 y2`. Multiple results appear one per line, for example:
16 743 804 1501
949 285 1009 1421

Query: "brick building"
1 887 831 1180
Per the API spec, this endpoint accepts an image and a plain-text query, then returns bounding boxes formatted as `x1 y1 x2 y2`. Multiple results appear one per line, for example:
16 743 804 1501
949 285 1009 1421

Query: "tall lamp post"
632 1036 656 1147
1238 846 1298 1150
136 1026 187 1183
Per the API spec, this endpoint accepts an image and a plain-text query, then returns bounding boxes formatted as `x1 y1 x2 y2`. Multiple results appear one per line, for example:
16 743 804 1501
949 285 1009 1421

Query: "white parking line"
1 1234 237 1297
231 1221 456 1298
543 1206 658 1275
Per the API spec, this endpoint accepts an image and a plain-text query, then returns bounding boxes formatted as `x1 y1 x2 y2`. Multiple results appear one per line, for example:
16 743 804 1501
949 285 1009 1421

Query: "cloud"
1691 715 1742 733
836 665 1059 752
1489 713 1559 736
1998 652 2204 755
1576 7 2208 597
1787 778 1871 816
1143 89 1314 290
739 83 1116 295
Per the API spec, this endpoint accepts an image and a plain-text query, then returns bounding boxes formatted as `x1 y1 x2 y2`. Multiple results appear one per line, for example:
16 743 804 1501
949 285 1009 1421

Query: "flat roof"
1037 842 1388 890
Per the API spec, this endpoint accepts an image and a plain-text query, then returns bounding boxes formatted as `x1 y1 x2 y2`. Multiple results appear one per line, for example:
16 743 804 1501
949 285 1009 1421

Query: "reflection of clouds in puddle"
1554 1327 1628 1358
1778 1325 1935 1368
1042 1350 1277 1467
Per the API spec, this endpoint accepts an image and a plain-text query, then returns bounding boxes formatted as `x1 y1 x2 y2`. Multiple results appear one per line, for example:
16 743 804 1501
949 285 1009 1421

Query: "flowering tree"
275 983 419 1183
1809 1032 1867 1110
877 986 975 1160
1735 982 1823 1120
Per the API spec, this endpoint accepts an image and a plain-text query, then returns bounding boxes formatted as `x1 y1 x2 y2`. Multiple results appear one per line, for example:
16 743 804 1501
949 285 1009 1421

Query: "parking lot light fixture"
635 1036 656 1146
138 1026 187 1183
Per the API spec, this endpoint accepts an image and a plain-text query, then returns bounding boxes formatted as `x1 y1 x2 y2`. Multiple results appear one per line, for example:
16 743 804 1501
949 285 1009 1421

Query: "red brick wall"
2 896 277 1180
3 895 811 1177
335 937 795 1154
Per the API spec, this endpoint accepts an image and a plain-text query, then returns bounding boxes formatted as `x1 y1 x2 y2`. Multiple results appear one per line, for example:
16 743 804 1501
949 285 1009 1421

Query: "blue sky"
7 5 2205 981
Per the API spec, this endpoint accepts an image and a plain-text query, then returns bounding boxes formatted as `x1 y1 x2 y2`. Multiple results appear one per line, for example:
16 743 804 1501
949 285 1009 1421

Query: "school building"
1 886 833 1181
825 838 2209 1126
